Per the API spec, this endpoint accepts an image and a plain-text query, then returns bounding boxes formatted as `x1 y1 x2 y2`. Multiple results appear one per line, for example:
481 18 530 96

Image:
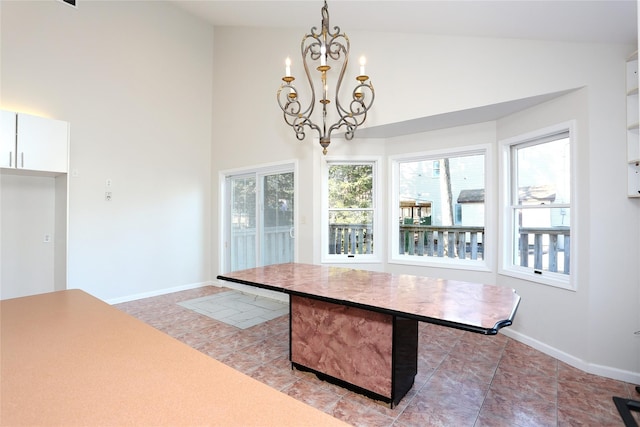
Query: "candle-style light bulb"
321 44 327 66
359 56 366 76
285 57 291 77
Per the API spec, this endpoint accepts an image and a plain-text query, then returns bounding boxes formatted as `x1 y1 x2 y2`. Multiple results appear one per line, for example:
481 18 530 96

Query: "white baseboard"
501 328 640 385
105 281 214 305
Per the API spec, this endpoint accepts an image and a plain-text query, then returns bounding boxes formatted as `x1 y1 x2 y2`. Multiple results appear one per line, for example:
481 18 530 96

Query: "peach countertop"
0 289 349 426
218 263 521 335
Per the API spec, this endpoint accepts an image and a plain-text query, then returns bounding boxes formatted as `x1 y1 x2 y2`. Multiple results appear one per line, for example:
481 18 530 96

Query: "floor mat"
178 290 288 329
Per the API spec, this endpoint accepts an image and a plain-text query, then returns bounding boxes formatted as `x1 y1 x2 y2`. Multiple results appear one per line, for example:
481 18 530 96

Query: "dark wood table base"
289 295 418 407
613 386 640 427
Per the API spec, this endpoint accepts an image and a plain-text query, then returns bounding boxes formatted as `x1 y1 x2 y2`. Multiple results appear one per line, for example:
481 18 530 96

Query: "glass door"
228 174 257 272
225 166 295 272
260 172 294 266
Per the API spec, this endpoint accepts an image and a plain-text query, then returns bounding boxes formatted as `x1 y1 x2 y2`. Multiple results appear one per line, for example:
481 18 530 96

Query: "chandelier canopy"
277 0 375 155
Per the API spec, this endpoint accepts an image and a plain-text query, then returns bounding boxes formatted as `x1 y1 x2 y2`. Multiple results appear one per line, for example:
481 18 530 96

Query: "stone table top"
217 263 521 335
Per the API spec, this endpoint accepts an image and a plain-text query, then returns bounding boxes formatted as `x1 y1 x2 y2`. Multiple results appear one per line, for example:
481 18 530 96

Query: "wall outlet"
105 192 112 201
43 234 52 243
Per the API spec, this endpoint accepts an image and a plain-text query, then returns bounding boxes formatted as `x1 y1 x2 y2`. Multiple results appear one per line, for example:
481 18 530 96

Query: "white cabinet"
0 110 69 174
0 110 17 168
626 52 640 198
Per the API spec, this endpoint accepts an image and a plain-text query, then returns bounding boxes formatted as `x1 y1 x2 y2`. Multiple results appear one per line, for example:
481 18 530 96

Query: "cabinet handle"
20 152 24 168
9 151 12 167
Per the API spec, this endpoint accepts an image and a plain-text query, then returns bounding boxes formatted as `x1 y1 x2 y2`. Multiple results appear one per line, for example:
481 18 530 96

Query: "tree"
328 164 372 223
439 158 454 226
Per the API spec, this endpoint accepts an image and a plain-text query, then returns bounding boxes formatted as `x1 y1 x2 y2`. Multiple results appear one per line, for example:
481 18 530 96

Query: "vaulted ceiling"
171 0 637 45
169 1 636 137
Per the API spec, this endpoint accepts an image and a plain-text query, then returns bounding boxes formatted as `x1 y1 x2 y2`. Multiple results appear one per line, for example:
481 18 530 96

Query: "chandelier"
277 0 375 155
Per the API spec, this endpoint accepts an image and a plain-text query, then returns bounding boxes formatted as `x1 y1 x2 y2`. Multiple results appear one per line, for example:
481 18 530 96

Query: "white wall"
495 88 592 372
0 0 214 301
211 26 640 381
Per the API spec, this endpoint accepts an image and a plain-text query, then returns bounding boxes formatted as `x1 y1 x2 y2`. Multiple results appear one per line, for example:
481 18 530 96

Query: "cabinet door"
17 113 68 173
0 110 17 168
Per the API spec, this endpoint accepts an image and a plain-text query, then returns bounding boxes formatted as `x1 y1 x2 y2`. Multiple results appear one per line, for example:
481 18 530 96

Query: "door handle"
289 227 295 238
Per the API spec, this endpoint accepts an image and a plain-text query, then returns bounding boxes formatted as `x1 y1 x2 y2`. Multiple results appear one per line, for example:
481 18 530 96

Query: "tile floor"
115 285 640 427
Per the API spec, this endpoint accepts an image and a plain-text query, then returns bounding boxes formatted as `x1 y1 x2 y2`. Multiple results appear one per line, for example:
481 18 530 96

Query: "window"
390 145 491 270
322 159 380 262
501 124 573 289
432 160 441 178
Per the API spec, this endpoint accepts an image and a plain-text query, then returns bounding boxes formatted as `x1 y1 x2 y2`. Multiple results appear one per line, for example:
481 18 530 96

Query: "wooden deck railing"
231 224 569 274
519 226 570 274
231 225 293 271
329 224 372 255
399 225 485 260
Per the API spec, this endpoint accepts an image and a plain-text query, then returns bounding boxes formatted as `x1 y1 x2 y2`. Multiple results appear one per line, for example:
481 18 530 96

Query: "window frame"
321 156 382 264
499 121 577 290
389 144 493 271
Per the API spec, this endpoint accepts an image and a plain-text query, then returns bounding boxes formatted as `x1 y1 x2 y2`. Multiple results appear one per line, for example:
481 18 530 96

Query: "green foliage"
231 173 295 228
263 172 294 227
328 164 373 224
328 164 373 208
231 177 256 228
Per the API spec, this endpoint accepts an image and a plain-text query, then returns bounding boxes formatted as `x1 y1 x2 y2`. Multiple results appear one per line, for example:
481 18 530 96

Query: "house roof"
457 189 485 204
518 185 557 203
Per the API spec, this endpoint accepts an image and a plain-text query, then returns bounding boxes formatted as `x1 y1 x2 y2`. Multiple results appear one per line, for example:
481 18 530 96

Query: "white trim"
104 281 213 305
388 143 493 272
498 121 577 291
500 266 573 290
388 257 491 271
501 328 640 385
219 159 299 177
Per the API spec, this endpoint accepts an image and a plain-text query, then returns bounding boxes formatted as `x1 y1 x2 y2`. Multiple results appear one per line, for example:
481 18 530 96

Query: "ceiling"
169 0 636 138
171 0 637 45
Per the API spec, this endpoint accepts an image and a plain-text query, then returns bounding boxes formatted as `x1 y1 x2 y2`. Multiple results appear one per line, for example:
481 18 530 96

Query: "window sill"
499 266 574 291
389 256 491 272
321 255 382 264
